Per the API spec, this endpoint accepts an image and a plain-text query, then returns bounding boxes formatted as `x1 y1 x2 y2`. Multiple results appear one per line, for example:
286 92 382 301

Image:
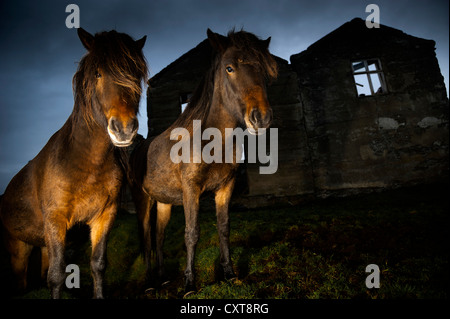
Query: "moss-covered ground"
1 182 448 299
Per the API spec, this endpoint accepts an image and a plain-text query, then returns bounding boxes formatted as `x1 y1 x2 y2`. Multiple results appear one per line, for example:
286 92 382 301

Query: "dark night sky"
0 0 448 193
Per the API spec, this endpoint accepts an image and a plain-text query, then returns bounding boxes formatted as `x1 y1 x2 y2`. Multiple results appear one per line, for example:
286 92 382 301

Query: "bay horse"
0 28 148 298
130 29 277 294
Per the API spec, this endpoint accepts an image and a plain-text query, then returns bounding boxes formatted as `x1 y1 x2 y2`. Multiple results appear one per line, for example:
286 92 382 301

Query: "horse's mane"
72 30 148 131
169 63 215 131
170 29 278 132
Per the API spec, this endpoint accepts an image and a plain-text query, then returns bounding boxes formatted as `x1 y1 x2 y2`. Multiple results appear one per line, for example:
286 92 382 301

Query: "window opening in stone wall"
180 93 192 113
352 59 387 96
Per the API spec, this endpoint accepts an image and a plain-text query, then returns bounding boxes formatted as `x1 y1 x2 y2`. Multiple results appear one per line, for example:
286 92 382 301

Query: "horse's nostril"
250 108 262 126
110 117 122 132
266 108 273 125
249 108 272 129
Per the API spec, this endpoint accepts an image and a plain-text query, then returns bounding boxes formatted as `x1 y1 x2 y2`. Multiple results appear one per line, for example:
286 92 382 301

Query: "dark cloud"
0 0 448 193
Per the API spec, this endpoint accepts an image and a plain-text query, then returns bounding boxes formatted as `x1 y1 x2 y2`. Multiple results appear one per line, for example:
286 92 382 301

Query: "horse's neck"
205 94 239 133
67 112 114 166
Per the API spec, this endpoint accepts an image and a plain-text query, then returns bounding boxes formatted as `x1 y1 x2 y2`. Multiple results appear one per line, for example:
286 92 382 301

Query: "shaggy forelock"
72 30 148 128
227 29 278 80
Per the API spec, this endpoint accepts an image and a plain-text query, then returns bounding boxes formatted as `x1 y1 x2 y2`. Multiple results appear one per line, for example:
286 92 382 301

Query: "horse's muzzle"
107 116 138 147
247 107 273 135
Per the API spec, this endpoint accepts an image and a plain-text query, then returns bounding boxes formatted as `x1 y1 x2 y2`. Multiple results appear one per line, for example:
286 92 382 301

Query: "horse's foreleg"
182 185 201 293
44 218 67 299
156 202 172 284
215 178 237 280
89 204 116 299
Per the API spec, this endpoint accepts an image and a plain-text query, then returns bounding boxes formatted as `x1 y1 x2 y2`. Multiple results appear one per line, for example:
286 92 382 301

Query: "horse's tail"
127 137 151 190
115 146 133 188
136 194 155 256
114 134 148 189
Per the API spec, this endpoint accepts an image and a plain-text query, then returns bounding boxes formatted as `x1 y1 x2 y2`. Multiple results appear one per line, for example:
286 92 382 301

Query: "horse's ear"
262 37 271 49
135 35 147 50
78 28 94 51
207 28 229 53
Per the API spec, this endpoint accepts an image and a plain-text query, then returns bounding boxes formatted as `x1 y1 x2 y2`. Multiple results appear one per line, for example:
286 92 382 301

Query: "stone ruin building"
132 18 448 208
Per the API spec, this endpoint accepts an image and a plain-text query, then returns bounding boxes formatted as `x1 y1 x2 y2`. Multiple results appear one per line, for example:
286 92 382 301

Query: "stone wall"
290 18 449 197
245 57 315 197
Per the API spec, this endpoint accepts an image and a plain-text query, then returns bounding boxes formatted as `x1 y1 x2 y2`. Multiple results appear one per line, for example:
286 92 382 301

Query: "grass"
1 182 448 299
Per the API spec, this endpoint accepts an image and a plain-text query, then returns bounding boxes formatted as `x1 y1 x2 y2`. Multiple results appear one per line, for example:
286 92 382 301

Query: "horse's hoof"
145 287 156 294
225 271 238 282
183 282 196 298
183 290 196 299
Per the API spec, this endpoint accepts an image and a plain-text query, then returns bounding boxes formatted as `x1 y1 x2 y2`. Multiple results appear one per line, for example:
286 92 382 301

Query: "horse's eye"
226 66 234 74
95 71 102 79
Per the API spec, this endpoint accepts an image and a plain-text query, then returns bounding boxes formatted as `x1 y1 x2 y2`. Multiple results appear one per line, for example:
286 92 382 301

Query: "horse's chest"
182 162 238 194
80 164 121 194
80 171 120 196
44 162 122 220
202 164 237 191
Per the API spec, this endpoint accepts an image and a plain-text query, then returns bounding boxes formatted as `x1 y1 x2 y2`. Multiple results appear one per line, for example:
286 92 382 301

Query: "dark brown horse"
0 28 148 298
130 29 277 294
